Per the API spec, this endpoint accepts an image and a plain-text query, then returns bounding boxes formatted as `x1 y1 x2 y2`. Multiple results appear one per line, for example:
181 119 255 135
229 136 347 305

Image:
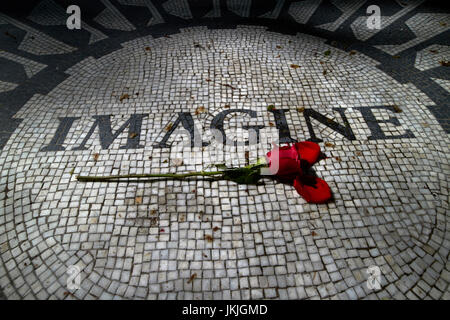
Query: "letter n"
303 107 356 142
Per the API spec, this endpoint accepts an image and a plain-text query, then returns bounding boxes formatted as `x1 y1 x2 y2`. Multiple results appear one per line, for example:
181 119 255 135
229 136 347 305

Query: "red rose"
266 141 332 204
266 144 302 178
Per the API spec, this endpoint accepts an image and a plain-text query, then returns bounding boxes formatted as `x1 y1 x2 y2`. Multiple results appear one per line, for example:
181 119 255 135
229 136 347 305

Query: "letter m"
73 114 148 150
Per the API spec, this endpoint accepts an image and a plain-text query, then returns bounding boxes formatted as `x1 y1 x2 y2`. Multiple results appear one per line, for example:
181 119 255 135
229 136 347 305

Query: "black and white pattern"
0 0 448 300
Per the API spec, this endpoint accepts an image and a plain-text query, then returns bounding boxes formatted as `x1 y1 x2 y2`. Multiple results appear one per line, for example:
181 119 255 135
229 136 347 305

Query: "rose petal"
293 176 331 204
294 141 321 167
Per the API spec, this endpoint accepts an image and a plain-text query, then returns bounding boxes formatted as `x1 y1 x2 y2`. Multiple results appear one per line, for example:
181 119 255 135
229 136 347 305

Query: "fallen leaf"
324 142 334 147
439 60 450 67
267 105 275 111
206 78 211 82
145 46 151 51
224 104 230 109
213 226 220 232
129 132 138 139
324 50 331 56
135 197 142 204
355 151 362 156
187 273 197 283
440 22 447 27
290 64 300 69
150 217 158 227
335 156 342 162
150 210 157 215
119 93 130 102
319 61 324 64
311 231 318 237
297 107 305 113
165 123 173 131
69 168 75 175
392 105 402 113
195 106 206 115
269 122 275 127
93 153 99 161
204 234 213 242
323 70 327 75
163 159 168 163
276 45 282 49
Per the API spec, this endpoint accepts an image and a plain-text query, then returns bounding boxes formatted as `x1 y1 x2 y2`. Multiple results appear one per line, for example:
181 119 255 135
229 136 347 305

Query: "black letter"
211 109 264 146
268 109 296 143
303 107 356 142
356 106 414 140
154 112 206 148
73 114 148 150
41 117 80 151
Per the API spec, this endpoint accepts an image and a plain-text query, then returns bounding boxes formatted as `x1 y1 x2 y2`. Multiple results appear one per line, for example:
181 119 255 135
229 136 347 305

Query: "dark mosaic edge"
0 0 449 151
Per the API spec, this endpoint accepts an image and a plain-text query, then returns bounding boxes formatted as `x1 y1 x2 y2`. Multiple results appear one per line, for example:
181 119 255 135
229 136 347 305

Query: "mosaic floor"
0 0 448 300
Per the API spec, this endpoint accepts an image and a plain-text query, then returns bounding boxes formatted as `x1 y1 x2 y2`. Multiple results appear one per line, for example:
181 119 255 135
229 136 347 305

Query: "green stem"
76 171 224 182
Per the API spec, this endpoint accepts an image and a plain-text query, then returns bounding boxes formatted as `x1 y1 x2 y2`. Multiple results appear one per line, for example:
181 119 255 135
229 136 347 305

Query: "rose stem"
76 171 224 182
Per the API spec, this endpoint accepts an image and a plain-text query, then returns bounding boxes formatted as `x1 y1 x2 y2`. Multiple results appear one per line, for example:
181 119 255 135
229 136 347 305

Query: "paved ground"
0 0 449 300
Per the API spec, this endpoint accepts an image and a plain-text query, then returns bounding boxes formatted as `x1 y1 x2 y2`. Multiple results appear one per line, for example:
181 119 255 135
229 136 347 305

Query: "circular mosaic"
0 25 448 300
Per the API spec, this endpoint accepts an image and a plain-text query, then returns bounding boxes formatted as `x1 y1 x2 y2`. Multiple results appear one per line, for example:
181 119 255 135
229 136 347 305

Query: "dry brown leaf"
297 107 305 113
324 142 334 147
276 45 282 49
335 156 342 162
150 209 157 215
224 104 230 109
145 46 151 51
119 93 130 102
204 234 213 242
93 153 99 161
311 231 318 237
213 226 220 232
187 273 197 283
129 132 137 139
195 106 206 115
269 122 275 127
165 123 173 131
135 197 142 204
290 64 300 69
392 105 402 113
